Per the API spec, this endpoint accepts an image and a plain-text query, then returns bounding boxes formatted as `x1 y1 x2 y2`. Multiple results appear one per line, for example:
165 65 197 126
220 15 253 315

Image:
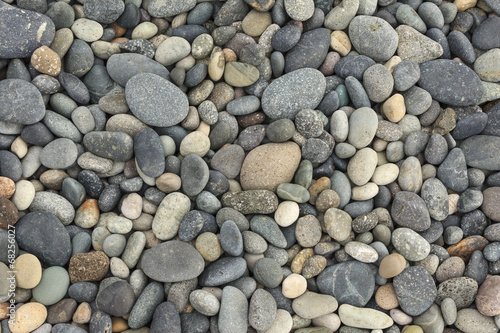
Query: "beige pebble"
241 10 272 37
197 121 211 136
282 273 307 299
71 18 104 42
121 193 143 220
379 253 407 278
351 182 379 201
73 302 91 324
209 47 225 81
196 232 222 262
375 283 399 310
449 194 460 214
31 46 61 76
454 0 477 11
172 13 188 29
91 41 121 60
112 317 129 332
50 28 74 59
110 257 130 279
9 302 47 333
132 22 158 39
384 56 402 73
10 137 27 159
75 199 100 228
11 180 35 210
274 201 300 227
390 308 413 325
311 313 341 332
223 48 237 62
382 93 406 122
39 170 69 190
179 131 210 157
155 173 182 193
330 31 351 56
15 254 42 289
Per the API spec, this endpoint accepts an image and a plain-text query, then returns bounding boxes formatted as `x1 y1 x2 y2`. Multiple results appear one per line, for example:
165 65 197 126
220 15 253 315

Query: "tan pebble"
379 253 407 278
223 48 237 62
72 302 91 324
290 248 314 274
209 47 225 82
172 13 188 29
131 22 158 39
15 254 42 289
196 232 222 262
382 93 406 122
30 179 44 192
0 302 9 320
156 173 182 193
330 30 351 56
10 137 27 159
403 325 424 333
50 28 74 59
112 317 129 332
144 229 162 248
454 0 477 11
282 273 307 299
31 46 61 76
274 201 300 227
449 194 459 214
316 189 340 212
0 177 15 198
196 121 211 136
180 131 210 156
384 56 402 73
9 302 47 333
375 283 399 310
242 10 272 37
91 41 121 60
308 177 331 205
311 313 341 332
121 193 143 220
390 308 413 325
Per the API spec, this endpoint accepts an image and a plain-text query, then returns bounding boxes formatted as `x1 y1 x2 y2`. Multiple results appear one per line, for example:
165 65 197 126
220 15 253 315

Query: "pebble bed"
0 0 500 332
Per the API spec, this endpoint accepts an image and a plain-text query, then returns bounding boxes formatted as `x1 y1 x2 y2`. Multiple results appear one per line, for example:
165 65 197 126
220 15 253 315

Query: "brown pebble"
31 46 61 76
315 189 340 212
112 317 129 332
482 187 500 222
47 298 78 324
109 22 126 37
0 197 19 229
237 112 266 128
0 302 9 320
72 302 92 324
447 235 489 261
68 251 110 283
291 248 314 274
0 176 15 198
308 177 331 205
476 275 500 316
302 255 327 279
39 169 70 190
435 256 466 282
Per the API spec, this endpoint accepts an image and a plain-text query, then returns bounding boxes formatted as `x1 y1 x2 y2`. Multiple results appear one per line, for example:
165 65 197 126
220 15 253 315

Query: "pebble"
33 266 70 306
455 309 498 333
392 228 431 261
338 304 393 329
8 302 47 333
292 291 338 319
219 286 248 333
393 266 437 316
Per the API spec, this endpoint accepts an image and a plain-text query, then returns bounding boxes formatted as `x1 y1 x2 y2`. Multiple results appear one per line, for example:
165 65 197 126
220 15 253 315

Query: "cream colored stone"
311 313 341 332
330 31 351 56
282 273 307 299
338 304 394 329
9 302 47 333
73 302 91 324
179 131 210 157
375 283 399 310
382 93 406 122
241 10 272 37
71 18 103 42
351 182 379 201
132 22 158 39
371 163 400 185
384 56 402 73
11 180 35 211
379 253 407 278
10 137 27 159
274 201 300 227
209 47 225 81
454 0 477 11
15 254 42 289
155 173 182 193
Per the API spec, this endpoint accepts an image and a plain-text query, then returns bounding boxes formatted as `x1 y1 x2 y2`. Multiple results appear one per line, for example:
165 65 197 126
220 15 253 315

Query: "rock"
199 257 246 286
222 190 279 214
0 79 45 125
96 280 135 317
461 135 500 171
437 148 469 192
31 46 61 76
348 107 378 149
32 266 70 306
455 309 498 333
240 142 301 191
391 191 431 231
249 288 277 330
392 228 430 261
418 59 483 106
317 261 375 307
0 3 55 59
475 275 500 316
181 154 210 196
107 53 170 87
324 0 359 30
254 258 283 288
83 131 133 162
396 25 443 64
128 282 164 329
338 304 393 329
148 0 196 17
125 73 188 127
347 148 378 186
218 286 248 333
152 192 191 240
393 266 437 316
150 302 181 333
436 277 478 309
68 251 109 283
363 64 394 103
472 17 500 50
482 187 500 222
292 291 338 319
83 0 124 24
134 128 165 178
349 15 399 62
40 138 78 170
284 28 331 73
141 240 204 282
224 62 259 87
8 302 47 333
16 212 71 266
262 68 326 119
